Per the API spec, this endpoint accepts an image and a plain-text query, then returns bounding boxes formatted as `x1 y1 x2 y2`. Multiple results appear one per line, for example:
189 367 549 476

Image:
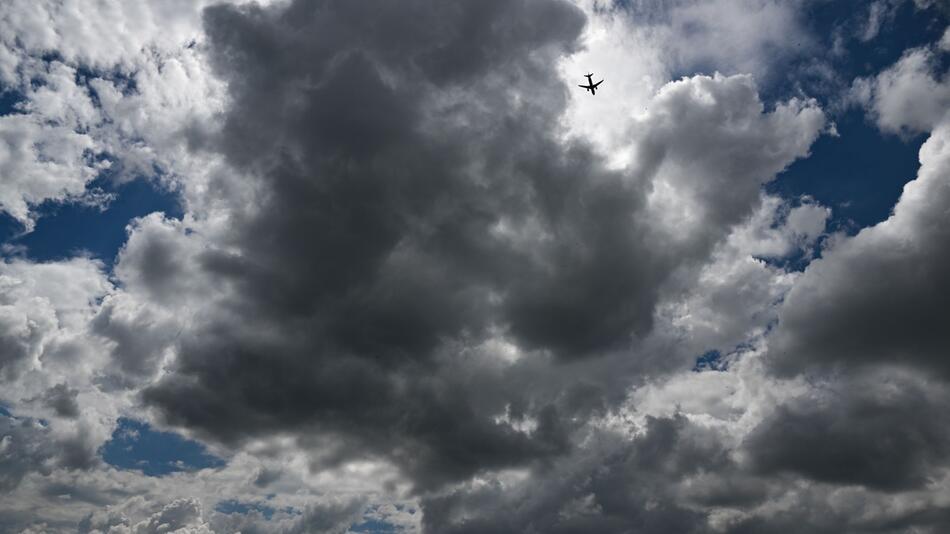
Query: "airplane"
579 73 604 95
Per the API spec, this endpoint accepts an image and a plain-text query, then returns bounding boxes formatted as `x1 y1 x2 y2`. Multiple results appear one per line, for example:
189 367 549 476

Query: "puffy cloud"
0 414 56 493
770 92 950 379
0 0 229 231
78 498 213 534
0 257 109 384
124 0 824 500
746 368 950 491
420 415 722 534
756 36 950 524
608 0 811 81
5 1 950 533
0 108 104 230
37 383 81 419
855 46 950 135
129 499 212 534
0 0 217 79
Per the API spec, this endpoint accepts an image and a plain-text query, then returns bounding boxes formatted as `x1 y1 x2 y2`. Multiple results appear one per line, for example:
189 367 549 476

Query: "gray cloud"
0 413 55 493
13 1 950 533
746 369 950 491
39 383 80 419
116 0 828 511
420 415 719 534
770 55 950 380
130 0 823 499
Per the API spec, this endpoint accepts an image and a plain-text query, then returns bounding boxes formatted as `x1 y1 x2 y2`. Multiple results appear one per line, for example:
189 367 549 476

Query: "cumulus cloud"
747 368 950 491
0 108 104 230
2 1 950 533
79 498 213 534
0 0 228 231
611 0 810 80
754 34 950 528
121 0 824 500
771 55 950 378
855 46 950 135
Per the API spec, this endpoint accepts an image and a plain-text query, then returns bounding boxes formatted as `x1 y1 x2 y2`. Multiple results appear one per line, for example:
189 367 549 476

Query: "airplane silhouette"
579 73 604 95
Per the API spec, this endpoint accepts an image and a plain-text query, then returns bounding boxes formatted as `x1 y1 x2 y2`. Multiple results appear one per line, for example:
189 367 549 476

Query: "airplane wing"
593 80 604 88
579 84 590 89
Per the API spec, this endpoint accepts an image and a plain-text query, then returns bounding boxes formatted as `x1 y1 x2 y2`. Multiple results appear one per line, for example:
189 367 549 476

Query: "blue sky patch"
769 109 925 232
0 176 182 268
767 0 947 102
693 350 727 372
0 88 24 115
100 418 225 477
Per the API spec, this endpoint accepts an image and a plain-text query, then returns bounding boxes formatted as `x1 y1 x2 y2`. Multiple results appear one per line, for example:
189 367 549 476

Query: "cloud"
79 498 214 534
0 257 109 383
854 46 950 135
420 413 799 534
0 413 56 493
770 63 950 378
4 1 950 533
122 0 825 500
0 1 228 230
746 368 950 491
859 0 898 42
613 0 810 80
754 36 950 515
0 0 216 80
0 107 104 230
38 383 81 419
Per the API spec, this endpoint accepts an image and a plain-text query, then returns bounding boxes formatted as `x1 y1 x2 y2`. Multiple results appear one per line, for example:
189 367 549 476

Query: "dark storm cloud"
768 227 950 379
425 409 950 534
190 0 687 362
421 415 747 534
745 370 950 491
146 323 572 489
139 0 820 499
143 0 654 487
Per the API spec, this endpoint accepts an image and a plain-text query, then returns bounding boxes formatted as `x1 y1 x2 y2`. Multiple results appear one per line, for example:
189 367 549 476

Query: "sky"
0 0 949 532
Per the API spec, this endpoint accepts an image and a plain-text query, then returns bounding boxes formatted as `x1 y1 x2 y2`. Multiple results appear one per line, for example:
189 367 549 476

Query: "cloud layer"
1 0 949 532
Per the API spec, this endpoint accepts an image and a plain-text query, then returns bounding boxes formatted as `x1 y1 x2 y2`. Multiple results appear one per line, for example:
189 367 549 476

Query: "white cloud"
639 73 824 243
559 0 815 166
0 1 230 231
0 113 104 229
861 46 950 135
